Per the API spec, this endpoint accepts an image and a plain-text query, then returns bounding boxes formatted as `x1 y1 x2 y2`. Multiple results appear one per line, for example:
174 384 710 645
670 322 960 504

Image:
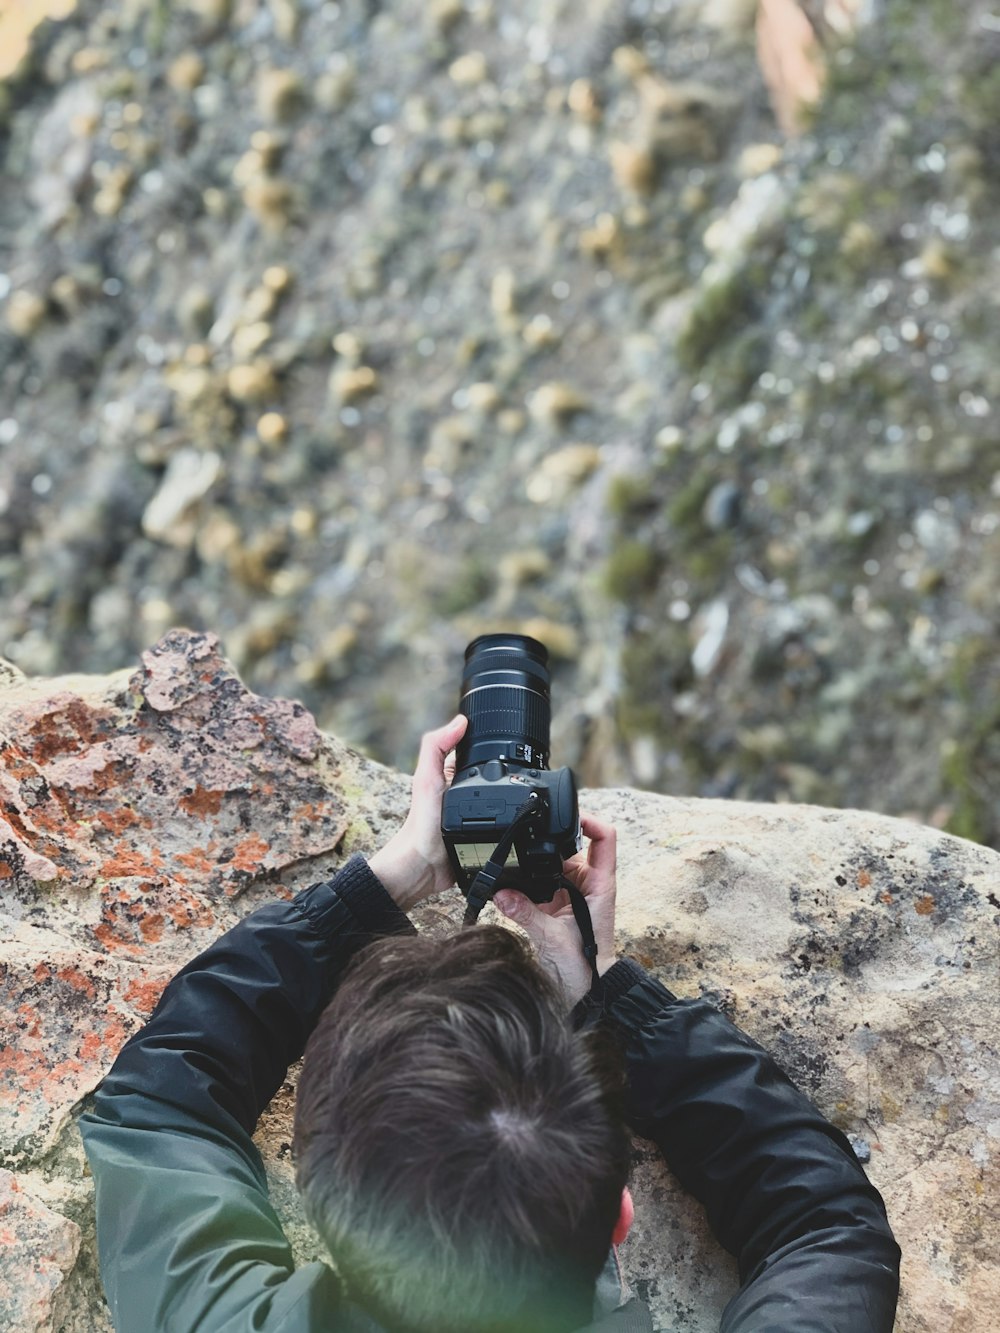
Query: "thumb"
494 890 536 929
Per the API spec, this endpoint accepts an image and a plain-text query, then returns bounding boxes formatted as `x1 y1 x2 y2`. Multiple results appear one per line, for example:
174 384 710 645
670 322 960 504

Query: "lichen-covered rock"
0 1169 80 1332
1 633 997 1331
0 629 401 1170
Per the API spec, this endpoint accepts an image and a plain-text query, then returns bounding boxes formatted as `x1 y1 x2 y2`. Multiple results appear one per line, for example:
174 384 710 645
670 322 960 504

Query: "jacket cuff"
570 957 678 1030
294 853 415 939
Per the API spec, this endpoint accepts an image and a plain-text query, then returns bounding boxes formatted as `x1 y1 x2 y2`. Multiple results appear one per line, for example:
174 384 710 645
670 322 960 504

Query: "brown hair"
293 925 630 1333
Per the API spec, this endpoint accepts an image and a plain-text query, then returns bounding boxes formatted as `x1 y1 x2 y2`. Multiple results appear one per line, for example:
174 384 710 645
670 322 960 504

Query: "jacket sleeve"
573 960 901 1333
78 854 413 1333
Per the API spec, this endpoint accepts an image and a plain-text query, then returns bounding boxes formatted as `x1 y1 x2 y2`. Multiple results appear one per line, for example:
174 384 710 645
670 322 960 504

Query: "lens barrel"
454 634 551 772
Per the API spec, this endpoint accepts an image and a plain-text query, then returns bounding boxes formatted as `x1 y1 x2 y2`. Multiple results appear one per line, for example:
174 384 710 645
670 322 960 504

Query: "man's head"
293 925 632 1333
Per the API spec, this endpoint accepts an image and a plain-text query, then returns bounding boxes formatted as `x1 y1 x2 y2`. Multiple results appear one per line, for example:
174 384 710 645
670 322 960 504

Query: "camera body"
441 634 581 905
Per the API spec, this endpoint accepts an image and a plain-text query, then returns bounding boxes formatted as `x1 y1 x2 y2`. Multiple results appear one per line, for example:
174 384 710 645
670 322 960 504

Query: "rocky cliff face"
1 631 997 1331
1 0 999 848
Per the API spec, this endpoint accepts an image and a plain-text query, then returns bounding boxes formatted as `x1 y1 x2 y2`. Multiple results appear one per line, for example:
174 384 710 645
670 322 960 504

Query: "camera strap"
462 796 540 925
560 876 601 997
462 797 602 997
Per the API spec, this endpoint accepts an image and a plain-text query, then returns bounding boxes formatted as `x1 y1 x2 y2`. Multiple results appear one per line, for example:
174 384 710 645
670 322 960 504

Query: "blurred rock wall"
1 1 999 848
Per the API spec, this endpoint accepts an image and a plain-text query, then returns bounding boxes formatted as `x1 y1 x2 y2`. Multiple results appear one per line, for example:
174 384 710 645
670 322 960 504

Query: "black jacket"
79 855 900 1332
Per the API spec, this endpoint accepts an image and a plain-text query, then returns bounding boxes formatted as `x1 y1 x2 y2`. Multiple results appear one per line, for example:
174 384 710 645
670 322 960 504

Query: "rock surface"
1 632 997 1331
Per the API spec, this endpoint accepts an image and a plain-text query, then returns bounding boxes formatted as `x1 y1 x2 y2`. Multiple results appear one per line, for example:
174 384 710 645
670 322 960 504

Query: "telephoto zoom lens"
454 635 551 774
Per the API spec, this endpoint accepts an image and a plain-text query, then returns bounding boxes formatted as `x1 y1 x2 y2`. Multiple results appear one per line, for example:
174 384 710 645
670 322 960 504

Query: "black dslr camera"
441 634 581 913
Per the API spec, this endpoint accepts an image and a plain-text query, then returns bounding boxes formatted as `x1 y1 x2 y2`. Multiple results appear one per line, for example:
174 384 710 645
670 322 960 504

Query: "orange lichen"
94 807 142 835
138 913 164 942
101 1014 129 1053
165 887 215 930
179 786 225 817
55 965 97 999
1 745 38 780
79 1032 103 1062
121 976 167 1016
0 862 12 879
99 844 163 878
915 895 935 916
230 833 270 873
28 698 103 761
857 869 871 888
177 846 217 873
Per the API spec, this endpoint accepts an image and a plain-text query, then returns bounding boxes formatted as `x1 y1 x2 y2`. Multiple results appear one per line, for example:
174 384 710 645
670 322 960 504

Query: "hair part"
293 925 630 1333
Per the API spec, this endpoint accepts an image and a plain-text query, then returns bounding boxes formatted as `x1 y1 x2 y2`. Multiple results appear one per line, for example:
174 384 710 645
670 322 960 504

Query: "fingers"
580 813 617 873
413 714 468 791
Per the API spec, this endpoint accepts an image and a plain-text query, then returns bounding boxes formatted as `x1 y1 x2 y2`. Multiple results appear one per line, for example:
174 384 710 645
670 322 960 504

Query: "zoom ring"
463 687 548 746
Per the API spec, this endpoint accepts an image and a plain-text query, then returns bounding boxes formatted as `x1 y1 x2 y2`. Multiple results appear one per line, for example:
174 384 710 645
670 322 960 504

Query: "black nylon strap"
461 809 602 998
462 796 540 925
561 875 601 998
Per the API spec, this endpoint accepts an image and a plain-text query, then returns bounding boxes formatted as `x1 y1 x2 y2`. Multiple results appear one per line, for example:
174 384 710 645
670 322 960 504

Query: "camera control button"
482 759 505 781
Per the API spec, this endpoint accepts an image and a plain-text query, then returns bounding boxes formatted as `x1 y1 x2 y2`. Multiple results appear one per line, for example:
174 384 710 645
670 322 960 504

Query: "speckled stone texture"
1 630 997 1331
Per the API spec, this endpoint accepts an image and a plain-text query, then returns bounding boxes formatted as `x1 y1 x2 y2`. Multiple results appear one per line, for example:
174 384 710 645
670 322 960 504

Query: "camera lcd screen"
455 843 499 869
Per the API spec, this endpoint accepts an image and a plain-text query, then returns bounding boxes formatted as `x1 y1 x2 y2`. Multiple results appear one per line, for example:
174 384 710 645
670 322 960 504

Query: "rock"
242 176 296 230
691 598 730 676
609 141 659 195
738 142 783 178
183 0 231 25
256 411 288 445
256 68 307 123
25 80 100 230
166 52 205 93
262 264 294 295
429 0 464 33
231 320 272 362
329 365 379 402
490 269 517 318
0 1170 80 1332
314 60 356 112
141 449 223 546
227 360 279 403
448 51 489 87
178 286 215 337
702 480 742 531
528 383 590 427
5 290 47 337
465 382 501 414
268 0 301 42
1 635 997 1331
567 78 602 124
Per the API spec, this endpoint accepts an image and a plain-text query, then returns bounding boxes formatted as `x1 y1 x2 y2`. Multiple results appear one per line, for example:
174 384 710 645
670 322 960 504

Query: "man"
80 715 900 1332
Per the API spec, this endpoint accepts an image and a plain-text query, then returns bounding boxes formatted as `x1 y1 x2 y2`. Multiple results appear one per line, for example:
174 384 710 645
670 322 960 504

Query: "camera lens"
455 634 551 773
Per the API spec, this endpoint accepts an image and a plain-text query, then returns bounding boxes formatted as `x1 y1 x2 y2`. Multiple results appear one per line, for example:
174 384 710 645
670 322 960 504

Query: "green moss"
940 638 1000 847
439 559 493 614
666 466 717 533
618 628 693 741
603 542 661 601
709 329 770 407
676 265 765 373
606 473 659 520
686 535 733 583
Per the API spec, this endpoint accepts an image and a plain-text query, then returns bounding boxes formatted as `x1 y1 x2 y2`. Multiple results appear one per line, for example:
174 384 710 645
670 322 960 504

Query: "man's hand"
494 814 619 1008
368 714 468 911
